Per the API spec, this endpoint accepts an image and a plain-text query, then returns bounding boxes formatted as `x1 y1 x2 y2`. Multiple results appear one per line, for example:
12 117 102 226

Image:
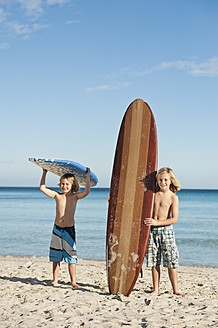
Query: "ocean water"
0 187 217 267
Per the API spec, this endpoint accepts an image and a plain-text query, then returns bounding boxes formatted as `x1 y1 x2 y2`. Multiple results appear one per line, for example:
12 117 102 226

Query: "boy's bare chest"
155 197 172 214
56 195 77 210
159 199 171 209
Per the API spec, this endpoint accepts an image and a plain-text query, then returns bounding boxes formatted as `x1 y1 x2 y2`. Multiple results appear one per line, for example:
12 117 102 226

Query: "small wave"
177 238 218 247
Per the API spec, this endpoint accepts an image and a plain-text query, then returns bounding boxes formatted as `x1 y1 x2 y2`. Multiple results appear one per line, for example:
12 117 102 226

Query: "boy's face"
60 178 72 193
157 173 171 192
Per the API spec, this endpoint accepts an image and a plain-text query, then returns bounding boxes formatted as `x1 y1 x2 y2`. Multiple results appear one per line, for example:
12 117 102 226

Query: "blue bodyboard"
29 158 98 187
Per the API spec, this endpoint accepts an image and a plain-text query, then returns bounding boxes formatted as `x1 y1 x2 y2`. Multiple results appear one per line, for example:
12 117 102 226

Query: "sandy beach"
0 256 217 328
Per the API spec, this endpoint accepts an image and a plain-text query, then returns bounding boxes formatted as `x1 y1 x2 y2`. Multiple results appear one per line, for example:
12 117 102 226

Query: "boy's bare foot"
173 291 183 296
50 280 58 286
152 290 158 295
71 283 80 288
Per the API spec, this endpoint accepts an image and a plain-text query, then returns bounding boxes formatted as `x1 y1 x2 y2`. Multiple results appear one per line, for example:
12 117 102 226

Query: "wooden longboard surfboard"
106 98 158 296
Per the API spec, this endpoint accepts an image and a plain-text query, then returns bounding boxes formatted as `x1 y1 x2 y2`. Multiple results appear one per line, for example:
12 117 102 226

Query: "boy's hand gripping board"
29 158 98 187
106 99 158 296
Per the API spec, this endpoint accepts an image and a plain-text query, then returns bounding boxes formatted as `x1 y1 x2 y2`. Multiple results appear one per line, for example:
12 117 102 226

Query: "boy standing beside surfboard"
144 167 182 295
40 168 90 288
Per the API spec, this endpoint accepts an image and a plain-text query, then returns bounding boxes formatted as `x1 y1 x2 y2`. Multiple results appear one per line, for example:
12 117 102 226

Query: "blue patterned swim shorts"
49 224 78 264
145 225 179 268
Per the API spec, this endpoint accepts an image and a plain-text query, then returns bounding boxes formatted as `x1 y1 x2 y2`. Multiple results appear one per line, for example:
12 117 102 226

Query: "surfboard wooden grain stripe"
128 111 157 294
112 103 150 294
107 99 157 296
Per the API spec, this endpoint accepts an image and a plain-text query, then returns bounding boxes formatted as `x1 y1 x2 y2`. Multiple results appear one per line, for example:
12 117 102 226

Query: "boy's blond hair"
59 173 80 192
156 167 181 193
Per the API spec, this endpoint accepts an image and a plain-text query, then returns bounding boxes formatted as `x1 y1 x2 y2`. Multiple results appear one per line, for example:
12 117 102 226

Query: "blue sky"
0 0 217 188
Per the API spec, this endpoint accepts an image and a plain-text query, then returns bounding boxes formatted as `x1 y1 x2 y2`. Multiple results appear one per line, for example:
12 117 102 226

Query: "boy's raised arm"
77 168 90 199
40 169 57 198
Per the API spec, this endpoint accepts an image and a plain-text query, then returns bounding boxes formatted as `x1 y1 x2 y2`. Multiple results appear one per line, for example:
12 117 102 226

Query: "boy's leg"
68 263 80 288
168 268 182 295
161 226 181 294
152 265 160 294
146 228 161 294
52 262 60 285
